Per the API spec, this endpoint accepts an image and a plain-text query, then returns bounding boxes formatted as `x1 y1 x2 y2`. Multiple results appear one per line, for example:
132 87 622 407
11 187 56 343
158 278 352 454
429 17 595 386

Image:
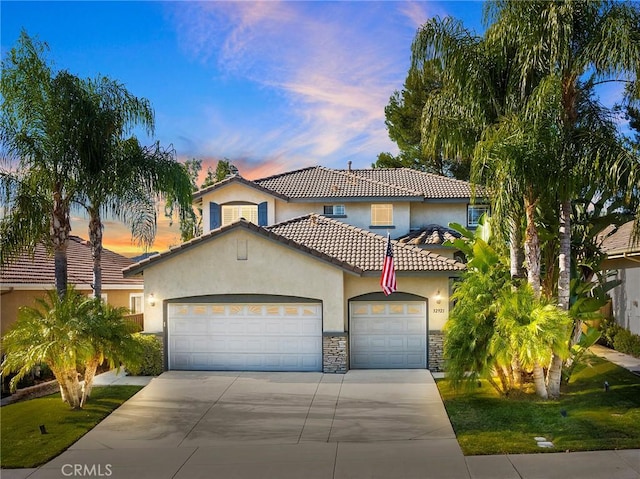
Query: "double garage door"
167 299 428 371
168 302 322 371
350 301 427 369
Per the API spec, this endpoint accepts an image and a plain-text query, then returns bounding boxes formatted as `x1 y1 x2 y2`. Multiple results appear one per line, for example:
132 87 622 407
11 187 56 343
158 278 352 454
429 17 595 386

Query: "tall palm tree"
0 33 91 297
486 0 640 397
76 76 192 298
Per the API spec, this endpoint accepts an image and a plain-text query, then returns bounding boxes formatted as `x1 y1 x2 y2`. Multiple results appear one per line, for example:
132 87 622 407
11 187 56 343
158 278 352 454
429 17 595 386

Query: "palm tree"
76 75 192 297
486 0 640 397
80 301 143 407
0 33 91 297
1 288 94 409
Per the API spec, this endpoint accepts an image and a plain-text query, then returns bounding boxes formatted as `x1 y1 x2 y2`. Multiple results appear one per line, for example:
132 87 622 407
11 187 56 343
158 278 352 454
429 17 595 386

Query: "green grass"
0 386 143 468
437 353 640 455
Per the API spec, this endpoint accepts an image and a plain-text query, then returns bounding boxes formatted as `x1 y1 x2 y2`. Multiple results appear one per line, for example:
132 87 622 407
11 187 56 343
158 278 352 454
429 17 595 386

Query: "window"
222 204 258 226
323 205 345 216
371 204 393 226
130 293 144 314
468 205 490 227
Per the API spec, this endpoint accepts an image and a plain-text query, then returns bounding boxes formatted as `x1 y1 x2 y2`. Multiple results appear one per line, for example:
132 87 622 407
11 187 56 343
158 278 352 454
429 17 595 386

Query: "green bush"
613 328 640 358
126 334 163 376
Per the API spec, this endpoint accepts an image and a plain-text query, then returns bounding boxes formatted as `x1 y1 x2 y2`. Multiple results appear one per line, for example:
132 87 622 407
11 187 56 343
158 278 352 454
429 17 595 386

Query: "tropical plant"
80 301 143 407
0 32 90 297
1 288 93 408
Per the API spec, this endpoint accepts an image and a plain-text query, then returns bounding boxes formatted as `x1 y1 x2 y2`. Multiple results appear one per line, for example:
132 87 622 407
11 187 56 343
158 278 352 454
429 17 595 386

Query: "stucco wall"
200 183 277 233
276 201 412 237
142 228 345 333
1 287 141 336
343 274 452 331
610 266 640 336
410 203 467 230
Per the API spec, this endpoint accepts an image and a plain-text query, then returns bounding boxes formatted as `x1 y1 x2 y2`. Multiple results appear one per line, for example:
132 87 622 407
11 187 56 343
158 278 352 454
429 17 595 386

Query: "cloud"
166 1 417 168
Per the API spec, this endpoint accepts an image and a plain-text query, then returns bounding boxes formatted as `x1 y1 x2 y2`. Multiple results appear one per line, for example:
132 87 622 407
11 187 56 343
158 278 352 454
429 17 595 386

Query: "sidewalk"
590 344 640 375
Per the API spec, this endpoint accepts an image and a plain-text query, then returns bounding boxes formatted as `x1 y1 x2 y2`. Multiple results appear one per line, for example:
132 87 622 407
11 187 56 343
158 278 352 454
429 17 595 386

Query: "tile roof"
267 215 465 272
254 167 425 200
396 225 462 246
124 215 465 276
1 236 143 287
192 166 479 201
600 220 640 256
343 168 479 199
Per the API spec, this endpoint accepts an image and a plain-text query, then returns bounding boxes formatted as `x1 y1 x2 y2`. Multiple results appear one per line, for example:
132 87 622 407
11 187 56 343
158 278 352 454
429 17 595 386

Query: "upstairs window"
222 204 258 226
468 205 490 227
371 204 393 226
323 205 345 216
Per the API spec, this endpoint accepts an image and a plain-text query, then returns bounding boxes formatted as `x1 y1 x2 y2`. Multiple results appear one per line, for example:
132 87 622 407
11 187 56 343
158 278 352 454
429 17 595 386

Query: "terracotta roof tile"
266 215 464 272
397 225 462 246
254 167 424 199
124 216 465 276
600 220 640 255
1 236 143 286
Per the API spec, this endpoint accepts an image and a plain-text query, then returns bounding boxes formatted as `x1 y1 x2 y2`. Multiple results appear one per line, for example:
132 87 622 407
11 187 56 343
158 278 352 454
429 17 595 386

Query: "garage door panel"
350 301 427 369
168 302 322 371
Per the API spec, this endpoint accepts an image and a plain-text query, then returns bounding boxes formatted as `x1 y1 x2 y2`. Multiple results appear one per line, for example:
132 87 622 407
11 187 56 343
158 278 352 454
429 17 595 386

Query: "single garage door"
168 302 322 371
350 301 427 369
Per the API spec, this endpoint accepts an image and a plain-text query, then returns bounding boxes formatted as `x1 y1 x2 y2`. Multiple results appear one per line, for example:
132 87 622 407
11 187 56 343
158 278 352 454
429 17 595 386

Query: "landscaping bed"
0 385 143 469
437 353 640 455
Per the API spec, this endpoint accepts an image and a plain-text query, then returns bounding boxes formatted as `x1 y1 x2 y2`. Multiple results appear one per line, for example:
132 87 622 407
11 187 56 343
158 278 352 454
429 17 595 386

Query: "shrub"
613 328 640 358
125 334 163 376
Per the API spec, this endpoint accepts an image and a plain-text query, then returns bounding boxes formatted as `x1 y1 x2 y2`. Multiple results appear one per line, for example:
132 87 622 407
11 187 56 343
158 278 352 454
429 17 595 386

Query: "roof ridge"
398 167 476 188
254 165 319 183
330 168 425 196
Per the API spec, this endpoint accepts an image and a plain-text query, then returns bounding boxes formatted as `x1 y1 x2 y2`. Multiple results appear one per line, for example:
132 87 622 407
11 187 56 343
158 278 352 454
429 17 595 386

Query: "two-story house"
124 166 485 373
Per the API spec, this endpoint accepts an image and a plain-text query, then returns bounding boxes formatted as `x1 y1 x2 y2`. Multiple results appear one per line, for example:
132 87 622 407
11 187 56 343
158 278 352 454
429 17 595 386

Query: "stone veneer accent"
429 330 445 372
323 333 349 373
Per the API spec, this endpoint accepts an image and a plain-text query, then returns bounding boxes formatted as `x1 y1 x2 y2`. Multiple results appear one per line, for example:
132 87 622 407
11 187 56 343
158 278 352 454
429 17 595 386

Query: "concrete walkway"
2 353 639 479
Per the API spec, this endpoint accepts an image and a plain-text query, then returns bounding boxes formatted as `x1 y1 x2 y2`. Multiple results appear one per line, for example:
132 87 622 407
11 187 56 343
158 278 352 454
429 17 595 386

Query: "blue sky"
2 1 486 179
2 1 488 254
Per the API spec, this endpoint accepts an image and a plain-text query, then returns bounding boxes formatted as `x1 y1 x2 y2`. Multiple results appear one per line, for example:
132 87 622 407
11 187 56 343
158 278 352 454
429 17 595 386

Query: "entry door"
350 301 427 369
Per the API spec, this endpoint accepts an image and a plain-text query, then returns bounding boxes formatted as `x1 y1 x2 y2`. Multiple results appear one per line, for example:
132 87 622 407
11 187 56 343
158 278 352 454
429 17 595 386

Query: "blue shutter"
210 202 221 230
258 202 268 226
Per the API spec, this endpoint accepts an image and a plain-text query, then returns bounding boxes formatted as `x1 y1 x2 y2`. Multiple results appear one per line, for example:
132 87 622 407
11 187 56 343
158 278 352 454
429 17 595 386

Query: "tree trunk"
533 362 548 399
89 209 103 299
509 217 525 280
51 189 71 298
52 366 82 409
547 198 572 398
81 357 101 408
558 198 571 310
524 197 541 298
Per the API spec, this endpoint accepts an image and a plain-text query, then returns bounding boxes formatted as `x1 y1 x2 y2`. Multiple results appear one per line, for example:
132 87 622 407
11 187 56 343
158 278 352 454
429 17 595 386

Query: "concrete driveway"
21 370 468 479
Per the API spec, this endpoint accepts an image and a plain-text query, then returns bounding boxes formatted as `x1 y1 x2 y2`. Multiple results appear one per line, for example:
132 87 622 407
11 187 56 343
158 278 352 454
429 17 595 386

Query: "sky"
1 1 488 256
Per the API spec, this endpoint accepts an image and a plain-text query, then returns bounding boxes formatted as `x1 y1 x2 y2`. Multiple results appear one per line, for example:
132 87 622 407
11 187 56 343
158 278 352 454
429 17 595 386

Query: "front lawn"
437 353 640 455
0 386 143 468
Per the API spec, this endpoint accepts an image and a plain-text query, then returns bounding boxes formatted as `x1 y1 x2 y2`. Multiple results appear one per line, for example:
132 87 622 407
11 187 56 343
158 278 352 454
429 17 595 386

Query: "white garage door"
168 302 322 371
350 301 427 369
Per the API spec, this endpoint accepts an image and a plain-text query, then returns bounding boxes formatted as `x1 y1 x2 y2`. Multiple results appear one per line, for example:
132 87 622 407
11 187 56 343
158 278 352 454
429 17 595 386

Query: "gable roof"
124 215 465 277
0 236 143 287
600 220 640 257
192 166 480 202
396 225 462 246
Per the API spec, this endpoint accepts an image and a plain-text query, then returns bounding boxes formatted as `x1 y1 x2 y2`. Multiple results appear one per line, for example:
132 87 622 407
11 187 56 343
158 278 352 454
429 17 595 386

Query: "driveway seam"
327 375 345 443
297 375 323 444
170 446 200 479
176 373 241 447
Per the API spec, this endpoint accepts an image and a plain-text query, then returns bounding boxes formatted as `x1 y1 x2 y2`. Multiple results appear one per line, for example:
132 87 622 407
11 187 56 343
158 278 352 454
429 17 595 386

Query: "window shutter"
210 202 221 230
258 202 268 226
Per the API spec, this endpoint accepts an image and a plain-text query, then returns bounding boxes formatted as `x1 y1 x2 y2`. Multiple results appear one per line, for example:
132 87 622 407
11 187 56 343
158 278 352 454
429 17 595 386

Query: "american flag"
380 233 397 296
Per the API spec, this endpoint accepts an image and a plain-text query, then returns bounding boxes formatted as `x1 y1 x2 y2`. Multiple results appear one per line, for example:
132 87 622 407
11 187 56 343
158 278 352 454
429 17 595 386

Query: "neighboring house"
1 236 144 337
125 166 481 373
600 220 640 336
